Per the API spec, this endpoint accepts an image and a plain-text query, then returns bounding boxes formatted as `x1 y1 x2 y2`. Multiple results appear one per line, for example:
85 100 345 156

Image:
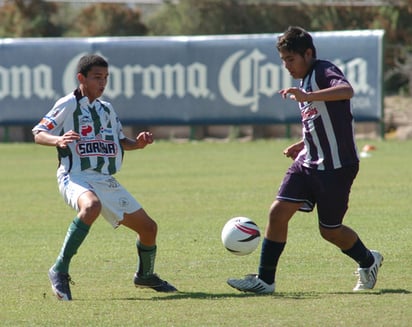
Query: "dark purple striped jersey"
296 60 359 170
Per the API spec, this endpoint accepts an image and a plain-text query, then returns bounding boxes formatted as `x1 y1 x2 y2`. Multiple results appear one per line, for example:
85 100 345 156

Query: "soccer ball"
221 217 261 256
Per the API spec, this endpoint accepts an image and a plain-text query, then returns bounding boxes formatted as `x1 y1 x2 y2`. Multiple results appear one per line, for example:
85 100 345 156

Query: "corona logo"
63 53 212 100
0 34 382 125
0 64 56 99
219 49 292 112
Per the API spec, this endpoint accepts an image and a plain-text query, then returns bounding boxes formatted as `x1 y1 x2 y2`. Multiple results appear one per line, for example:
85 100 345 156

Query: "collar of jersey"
78 96 97 110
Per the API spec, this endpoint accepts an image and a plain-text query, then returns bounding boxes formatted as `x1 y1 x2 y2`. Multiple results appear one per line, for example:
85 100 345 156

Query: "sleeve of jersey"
118 119 126 140
323 64 351 88
32 97 76 136
108 103 126 140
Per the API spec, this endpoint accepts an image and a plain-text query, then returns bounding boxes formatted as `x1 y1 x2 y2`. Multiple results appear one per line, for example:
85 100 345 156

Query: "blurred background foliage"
0 0 411 95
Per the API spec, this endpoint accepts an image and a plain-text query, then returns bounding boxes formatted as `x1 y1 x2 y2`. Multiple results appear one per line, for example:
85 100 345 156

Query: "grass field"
0 139 411 326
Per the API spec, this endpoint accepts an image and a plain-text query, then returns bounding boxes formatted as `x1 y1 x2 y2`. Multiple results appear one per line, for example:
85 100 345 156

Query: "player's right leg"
228 163 309 294
227 200 301 294
48 213 93 301
50 174 101 300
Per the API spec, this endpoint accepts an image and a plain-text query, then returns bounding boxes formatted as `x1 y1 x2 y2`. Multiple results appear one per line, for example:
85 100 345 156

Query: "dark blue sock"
342 238 374 268
258 238 286 285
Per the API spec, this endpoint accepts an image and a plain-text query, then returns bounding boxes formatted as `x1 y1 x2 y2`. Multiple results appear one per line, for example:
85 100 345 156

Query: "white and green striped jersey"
32 89 126 175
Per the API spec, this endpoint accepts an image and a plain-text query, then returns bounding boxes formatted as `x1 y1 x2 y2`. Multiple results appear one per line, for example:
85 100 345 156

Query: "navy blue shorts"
277 161 359 228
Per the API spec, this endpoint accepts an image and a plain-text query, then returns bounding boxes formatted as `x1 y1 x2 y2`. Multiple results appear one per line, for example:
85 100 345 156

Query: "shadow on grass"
115 288 410 301
117 291 322 301
330 288 410 296
379 289 411 294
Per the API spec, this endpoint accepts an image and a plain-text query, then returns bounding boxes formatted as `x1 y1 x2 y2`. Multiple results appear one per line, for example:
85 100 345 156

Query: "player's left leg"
319 225 383 291
121 209 177 293
316 164 383 291
121 208 157 278
90 176 177 293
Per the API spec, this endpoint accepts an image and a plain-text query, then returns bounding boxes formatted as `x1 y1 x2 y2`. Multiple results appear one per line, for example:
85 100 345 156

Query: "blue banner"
0 31 384 125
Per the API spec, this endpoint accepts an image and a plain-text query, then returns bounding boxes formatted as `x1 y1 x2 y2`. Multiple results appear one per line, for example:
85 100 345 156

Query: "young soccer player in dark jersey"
32 54 177 300
227 26 383 293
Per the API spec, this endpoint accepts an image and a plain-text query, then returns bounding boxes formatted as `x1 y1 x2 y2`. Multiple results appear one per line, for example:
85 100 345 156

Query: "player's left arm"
280 83 353 102
120 131 154 150
305 83 354 102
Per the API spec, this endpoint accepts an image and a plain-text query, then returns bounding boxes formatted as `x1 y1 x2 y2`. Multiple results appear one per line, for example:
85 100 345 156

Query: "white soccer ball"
221 217 261 256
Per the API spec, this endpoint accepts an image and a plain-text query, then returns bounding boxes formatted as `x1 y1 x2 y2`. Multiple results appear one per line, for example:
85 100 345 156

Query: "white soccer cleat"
353 250 383 291
227 274 275 294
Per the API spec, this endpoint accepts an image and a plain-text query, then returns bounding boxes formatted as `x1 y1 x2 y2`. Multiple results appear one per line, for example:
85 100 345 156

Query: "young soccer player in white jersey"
227 26 383 294
32 54 177 300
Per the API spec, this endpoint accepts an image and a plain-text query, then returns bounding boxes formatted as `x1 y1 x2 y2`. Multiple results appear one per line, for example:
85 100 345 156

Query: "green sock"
53 217 90 274
136 240 157 278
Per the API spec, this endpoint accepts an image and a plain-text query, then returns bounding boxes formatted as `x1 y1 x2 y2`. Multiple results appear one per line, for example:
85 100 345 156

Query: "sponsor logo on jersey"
76 140 118 157
81 125 93 136
301 106 319 121
39 117 56 130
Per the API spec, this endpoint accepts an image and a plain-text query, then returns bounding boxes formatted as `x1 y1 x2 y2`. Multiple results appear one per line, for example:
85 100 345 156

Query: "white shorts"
57 170 142 228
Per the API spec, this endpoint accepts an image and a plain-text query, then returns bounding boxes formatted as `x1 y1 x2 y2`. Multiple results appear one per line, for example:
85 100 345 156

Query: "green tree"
146 0 309 35
298 2 412 95
66 3 148 37
0 0 62 37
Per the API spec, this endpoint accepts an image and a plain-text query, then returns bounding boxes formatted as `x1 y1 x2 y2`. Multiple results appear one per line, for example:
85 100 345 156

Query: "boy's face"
279 48 314 79
78 66 108 102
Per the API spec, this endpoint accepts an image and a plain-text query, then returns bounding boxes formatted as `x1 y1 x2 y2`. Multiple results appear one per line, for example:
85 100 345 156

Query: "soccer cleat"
134 273 178 293
353 250 383 291
227 274 275 294
48 267 74 301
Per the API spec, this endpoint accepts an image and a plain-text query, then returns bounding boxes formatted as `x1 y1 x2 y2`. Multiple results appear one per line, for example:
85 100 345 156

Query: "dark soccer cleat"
48 267 74 301
134 273 178 293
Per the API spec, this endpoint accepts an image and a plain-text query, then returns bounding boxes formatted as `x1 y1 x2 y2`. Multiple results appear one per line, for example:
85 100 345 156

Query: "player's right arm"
34 130 80 149
33 94 79 148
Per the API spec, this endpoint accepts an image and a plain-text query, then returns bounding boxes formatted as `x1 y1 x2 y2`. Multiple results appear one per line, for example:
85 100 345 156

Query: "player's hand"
279 87 309 102
136 131 154 149
56 130 80 148
283 141 304 160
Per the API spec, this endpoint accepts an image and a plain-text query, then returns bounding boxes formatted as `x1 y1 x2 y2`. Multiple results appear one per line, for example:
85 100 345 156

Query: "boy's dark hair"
276 26 317 59
77 54 108 76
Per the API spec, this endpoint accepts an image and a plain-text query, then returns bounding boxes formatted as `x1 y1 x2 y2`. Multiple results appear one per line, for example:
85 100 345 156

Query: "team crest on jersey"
301 103 319 121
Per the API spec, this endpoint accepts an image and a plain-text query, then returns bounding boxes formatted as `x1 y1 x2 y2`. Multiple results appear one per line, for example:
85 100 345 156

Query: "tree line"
1 0 411 94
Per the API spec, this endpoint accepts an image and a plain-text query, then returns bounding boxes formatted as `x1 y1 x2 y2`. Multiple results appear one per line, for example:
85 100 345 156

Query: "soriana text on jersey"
76 140 118 157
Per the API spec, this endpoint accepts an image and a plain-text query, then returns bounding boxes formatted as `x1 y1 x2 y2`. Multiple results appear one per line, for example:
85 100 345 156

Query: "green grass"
0 140 411 327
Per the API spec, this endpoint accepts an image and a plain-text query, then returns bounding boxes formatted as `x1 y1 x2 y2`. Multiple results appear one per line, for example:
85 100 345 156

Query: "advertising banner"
0 30 384 125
